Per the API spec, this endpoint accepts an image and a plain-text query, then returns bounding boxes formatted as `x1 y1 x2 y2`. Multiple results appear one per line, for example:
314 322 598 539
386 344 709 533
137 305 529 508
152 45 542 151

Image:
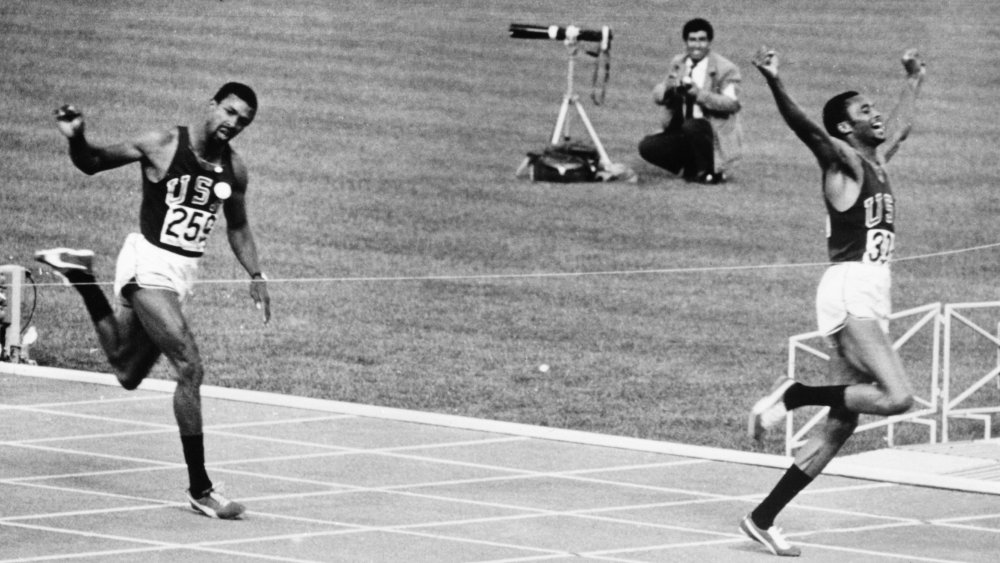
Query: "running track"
1 365 998 562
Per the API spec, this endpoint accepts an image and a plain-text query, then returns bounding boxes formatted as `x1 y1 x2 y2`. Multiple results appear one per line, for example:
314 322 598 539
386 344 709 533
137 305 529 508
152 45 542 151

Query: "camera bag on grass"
526 141 600 183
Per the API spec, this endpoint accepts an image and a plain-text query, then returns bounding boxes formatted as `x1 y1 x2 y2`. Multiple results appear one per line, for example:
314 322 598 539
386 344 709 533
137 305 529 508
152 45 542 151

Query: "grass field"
3 0 1000 454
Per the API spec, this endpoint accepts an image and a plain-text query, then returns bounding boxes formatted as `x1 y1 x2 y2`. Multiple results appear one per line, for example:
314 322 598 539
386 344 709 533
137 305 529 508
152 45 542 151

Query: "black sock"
784 383 847 411
181 434 212 496
751 464 813 529
64 271 113 322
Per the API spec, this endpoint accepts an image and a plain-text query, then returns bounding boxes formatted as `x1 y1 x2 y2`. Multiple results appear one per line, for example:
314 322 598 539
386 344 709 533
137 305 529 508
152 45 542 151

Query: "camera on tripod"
508 23 612 50
509 23 634 183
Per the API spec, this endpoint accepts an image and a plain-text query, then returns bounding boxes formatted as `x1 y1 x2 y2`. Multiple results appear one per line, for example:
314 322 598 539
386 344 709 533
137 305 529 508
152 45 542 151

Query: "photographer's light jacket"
653 51 744 170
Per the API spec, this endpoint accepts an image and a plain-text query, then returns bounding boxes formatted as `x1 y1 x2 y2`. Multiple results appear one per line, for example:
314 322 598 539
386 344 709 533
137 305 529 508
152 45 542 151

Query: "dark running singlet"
825 157 895 264
139 127 236 258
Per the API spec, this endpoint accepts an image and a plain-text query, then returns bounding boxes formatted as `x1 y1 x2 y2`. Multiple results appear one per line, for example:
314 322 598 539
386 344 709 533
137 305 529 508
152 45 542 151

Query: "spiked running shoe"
187 485 245 519
34 248 94 280
749 377 797 441
740 513 801 557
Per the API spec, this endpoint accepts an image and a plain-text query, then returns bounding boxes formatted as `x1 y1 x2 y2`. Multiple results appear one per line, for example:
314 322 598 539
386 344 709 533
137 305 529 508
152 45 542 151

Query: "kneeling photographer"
638 18 743 184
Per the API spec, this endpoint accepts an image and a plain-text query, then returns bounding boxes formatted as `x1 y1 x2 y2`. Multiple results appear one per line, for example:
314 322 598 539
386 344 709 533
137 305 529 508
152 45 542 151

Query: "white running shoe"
187 484 245 519
749 377 796 440
34 248 94 285
740 513 801 557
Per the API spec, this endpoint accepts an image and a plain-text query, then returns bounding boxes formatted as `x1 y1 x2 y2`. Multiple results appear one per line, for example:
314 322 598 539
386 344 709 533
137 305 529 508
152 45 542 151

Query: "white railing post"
940 302 1000 442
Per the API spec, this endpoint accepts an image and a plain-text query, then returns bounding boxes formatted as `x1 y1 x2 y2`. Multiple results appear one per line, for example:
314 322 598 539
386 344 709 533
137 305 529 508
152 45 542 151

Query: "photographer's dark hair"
822 90 859 139
214 82 258 113
682 18 713 42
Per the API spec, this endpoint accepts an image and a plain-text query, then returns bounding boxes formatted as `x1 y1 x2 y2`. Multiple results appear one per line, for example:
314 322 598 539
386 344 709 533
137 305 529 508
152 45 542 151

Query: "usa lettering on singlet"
139 127 235 258
824 158 895 264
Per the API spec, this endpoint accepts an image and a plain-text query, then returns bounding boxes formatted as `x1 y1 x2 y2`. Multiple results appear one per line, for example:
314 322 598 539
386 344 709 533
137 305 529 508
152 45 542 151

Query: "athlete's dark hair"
213 82 258 113
682 18 713 42
822 90 860 139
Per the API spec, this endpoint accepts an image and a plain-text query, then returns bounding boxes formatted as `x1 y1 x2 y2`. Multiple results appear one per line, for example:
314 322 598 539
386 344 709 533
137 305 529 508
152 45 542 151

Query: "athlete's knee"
172 353 204 387
884 391 914 415
116 371 143 391
109 350 158 391
158 335 204 385
106 355 143 390
174 362 204 387
105 347 130 370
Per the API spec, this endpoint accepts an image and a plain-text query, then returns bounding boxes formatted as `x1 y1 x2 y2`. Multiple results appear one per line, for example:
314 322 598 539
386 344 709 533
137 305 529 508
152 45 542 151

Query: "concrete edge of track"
4 362 998 496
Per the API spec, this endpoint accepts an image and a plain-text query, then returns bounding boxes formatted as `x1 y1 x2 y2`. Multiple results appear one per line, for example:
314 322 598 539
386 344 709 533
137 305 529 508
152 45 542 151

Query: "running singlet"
825 158 895 264
139 127 235 258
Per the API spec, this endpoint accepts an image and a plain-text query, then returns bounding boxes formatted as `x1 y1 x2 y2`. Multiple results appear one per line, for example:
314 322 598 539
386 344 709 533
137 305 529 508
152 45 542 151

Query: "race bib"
863 229 895 264
158 204 218 254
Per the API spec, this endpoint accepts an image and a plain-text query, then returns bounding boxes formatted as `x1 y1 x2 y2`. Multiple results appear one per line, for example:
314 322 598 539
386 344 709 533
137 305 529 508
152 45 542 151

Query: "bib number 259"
160 205 217 253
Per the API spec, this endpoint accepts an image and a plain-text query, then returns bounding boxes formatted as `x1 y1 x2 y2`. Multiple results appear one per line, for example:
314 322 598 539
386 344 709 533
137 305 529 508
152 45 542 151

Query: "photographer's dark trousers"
638 118 714 180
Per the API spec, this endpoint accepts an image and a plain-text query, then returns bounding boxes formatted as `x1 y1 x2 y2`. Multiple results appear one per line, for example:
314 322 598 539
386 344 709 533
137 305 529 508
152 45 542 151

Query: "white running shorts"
114 233 199 303
815 261 891 337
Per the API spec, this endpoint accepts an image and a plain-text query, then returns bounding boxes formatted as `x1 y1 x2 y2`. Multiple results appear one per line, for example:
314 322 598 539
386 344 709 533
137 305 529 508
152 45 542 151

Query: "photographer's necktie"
684 61 695 119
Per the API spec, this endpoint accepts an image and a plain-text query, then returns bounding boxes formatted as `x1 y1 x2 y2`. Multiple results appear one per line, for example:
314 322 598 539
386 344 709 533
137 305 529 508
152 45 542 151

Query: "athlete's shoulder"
831 137 864 170
133 126 179 156
228 147 249 190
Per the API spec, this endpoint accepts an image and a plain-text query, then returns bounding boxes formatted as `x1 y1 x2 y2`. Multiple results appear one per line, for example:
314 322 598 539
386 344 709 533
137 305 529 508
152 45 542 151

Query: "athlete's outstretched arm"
751 47 851 172
882 49 926 162
54 104 155 175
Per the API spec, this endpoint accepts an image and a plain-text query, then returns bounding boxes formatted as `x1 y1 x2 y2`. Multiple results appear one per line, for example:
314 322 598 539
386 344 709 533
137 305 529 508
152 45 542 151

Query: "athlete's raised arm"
751 47 858 174
882 49 926 162
54 104 163 175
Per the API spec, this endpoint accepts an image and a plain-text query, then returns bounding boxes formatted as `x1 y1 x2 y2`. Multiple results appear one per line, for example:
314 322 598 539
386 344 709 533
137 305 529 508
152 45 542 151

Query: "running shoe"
34 248 94 277
740 513 801 557
187 485 245 519
749 376 796 440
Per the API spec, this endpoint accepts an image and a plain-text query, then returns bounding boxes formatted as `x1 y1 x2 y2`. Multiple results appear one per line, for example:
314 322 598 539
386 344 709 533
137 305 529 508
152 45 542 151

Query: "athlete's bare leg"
127 288 205 437
744 315 916 554
92 304 162 390
794 316 912 477
792 353 863 477
40 257 220 505
791 316 913 474
838 316 914 416
81 285 204 436
125 286 220 508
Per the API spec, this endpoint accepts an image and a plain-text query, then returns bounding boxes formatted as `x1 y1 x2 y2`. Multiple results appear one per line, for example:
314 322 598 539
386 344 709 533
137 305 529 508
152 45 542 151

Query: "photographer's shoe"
694 171 726 184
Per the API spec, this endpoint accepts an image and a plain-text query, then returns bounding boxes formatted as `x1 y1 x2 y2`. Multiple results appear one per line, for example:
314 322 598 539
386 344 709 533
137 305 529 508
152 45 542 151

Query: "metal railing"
941 302 1000 442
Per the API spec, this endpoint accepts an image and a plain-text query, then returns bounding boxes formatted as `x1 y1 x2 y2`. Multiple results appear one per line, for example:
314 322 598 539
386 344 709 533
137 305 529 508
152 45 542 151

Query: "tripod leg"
550 96 572 145
515 155 531 177
574 103 612 168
